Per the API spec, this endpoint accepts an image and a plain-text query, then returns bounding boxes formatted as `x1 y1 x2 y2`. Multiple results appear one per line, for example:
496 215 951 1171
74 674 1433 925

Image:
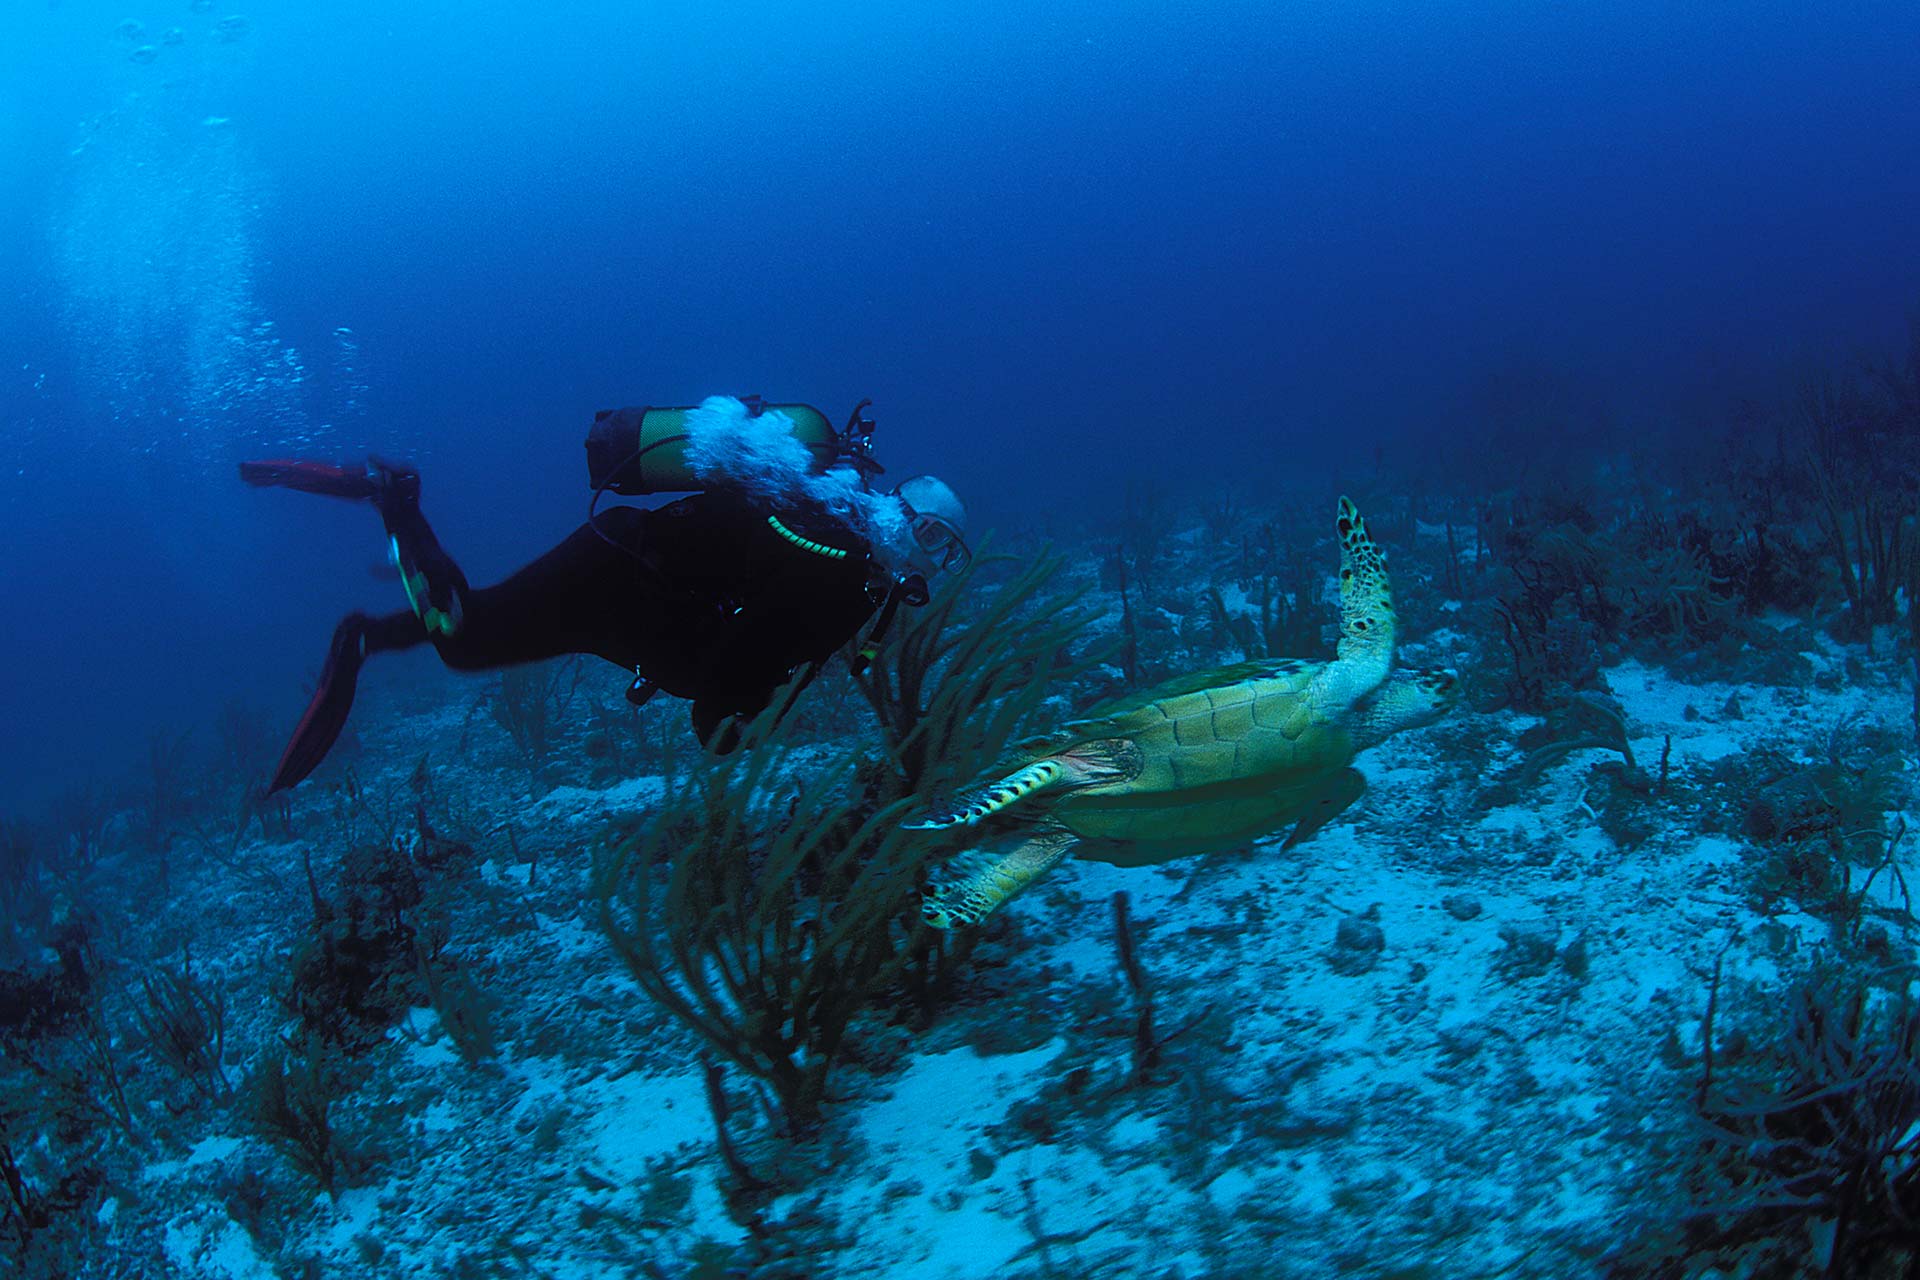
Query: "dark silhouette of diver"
242 396 969 793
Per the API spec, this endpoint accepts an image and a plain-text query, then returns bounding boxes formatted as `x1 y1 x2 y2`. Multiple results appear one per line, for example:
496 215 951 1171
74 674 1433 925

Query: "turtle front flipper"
904 760 1066 830
903 739 1140 830
1312 496 1397 713
921 827 1080 928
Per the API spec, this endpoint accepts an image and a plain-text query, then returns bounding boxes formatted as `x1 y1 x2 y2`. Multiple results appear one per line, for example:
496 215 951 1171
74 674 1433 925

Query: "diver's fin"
239 459 377 500
903 760 1066 830
238 457 421 514
268 615 370 793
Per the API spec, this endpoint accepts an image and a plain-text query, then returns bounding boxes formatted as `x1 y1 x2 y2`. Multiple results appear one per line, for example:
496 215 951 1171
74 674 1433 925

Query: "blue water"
3 0 1918 809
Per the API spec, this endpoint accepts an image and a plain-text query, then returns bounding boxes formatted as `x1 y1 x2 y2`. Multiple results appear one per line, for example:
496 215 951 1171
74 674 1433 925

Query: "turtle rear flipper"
1279 767 1366 851
922 828 1079 928
903 739 1139 830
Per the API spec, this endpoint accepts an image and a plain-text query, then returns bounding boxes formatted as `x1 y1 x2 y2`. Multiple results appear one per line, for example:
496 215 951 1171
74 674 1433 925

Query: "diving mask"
909 510 970 572
896 474 971 573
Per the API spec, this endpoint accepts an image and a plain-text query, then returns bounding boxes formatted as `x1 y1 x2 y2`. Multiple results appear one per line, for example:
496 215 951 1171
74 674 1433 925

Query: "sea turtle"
907 495 1460 928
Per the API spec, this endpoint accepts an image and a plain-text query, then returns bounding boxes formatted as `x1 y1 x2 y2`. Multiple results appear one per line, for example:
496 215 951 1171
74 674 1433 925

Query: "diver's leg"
239 454 473 639
268 609 428 793
254 465 665 785
367 460 471 640
425 507 658 672
364 467 663 676
273 470 664 673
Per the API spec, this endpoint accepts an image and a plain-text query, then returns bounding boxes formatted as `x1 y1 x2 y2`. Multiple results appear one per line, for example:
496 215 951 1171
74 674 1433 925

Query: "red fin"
239 459 375 500
269 619 367 792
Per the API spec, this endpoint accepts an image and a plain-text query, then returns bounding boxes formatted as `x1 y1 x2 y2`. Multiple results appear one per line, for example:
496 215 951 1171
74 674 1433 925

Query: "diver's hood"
894 474 967 536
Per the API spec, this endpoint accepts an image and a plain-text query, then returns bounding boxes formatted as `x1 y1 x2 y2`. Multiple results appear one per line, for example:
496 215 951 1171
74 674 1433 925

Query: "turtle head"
1349 666 1460 748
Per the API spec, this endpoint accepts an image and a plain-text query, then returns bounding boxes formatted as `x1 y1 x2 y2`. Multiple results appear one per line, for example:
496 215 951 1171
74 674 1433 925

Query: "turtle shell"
1044 657 1361 843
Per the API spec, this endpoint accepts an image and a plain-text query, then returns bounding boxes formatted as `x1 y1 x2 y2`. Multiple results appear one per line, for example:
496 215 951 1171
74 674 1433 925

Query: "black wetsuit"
367 488 883 744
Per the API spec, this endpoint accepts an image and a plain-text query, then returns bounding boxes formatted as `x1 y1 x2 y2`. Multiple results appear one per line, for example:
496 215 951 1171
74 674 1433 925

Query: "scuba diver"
241 395 969 793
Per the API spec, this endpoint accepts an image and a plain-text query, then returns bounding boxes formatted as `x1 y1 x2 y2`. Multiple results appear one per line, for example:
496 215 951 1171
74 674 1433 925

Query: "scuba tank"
585 393 916 703
586 396 845 495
